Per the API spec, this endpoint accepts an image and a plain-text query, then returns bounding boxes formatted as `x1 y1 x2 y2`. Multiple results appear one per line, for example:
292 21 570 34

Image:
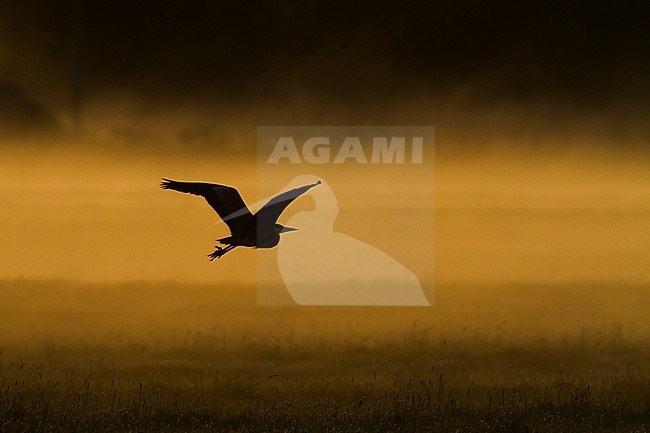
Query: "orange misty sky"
1 145 647 286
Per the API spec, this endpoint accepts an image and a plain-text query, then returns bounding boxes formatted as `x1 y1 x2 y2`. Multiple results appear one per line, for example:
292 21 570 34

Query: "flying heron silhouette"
160 178 321 260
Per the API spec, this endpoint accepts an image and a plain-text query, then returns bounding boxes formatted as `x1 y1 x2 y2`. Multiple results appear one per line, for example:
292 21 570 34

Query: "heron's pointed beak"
280 226 298 233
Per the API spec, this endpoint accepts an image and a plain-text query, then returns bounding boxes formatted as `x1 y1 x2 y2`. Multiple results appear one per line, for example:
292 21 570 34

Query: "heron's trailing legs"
208 244 236 261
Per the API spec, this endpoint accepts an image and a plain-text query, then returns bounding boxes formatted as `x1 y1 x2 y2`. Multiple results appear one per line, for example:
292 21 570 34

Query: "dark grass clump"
1 330 649 432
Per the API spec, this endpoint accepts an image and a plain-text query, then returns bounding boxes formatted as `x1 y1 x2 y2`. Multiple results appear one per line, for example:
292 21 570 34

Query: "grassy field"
0 279 648 432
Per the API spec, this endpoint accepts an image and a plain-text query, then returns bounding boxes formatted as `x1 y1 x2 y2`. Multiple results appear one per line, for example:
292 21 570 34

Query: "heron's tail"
217 236 235 245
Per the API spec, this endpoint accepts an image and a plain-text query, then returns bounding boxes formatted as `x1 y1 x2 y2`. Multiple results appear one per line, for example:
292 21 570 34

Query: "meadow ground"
0 279 648 432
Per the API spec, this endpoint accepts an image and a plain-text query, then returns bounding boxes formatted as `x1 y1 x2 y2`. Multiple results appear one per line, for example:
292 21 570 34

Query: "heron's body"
216 215 280 249
160 178 320 260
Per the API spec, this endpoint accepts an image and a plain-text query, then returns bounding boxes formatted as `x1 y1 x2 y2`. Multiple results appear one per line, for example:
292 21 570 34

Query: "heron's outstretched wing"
255 180 321 230
160 178 252 236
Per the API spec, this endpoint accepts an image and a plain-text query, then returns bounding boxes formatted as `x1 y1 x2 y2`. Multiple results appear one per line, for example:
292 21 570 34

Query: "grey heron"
160 178 321 260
